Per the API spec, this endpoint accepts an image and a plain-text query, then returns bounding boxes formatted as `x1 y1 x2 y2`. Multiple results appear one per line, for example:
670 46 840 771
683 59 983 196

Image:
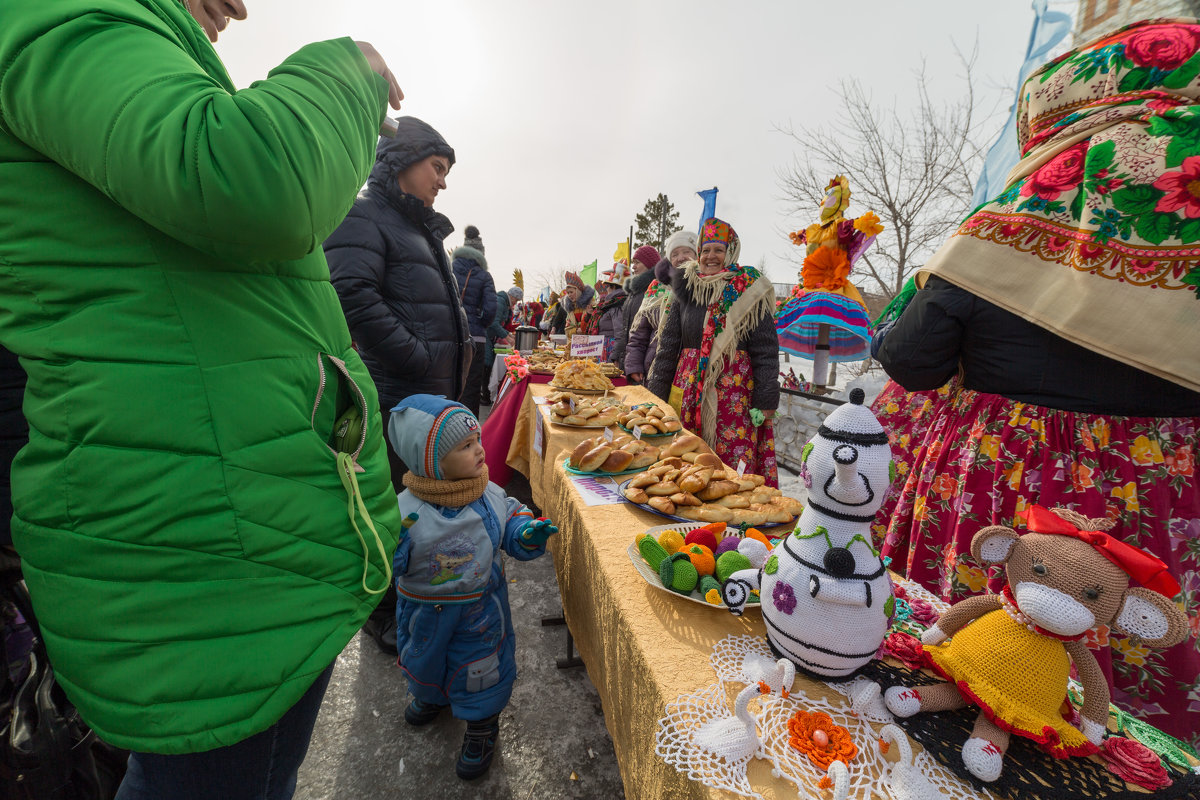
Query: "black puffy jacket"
0 346 27 546
876 276 1200 416
324 120 470 410
614 267 655 370
451 246 496 339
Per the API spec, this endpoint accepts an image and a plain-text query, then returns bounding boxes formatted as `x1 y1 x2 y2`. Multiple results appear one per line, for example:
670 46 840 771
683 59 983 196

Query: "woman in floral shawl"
647 218 780 485
873 18 1200 745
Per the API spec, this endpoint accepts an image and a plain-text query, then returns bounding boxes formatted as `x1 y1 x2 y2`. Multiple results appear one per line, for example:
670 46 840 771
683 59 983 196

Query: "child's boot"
455 713 500 780
404 698 447 726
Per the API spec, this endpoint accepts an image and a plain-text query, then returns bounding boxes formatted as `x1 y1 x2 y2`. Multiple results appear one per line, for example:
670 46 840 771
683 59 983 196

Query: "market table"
501 381 1199 800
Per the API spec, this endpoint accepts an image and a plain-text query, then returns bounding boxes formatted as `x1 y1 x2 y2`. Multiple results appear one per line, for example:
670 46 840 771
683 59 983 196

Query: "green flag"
580 260 597 286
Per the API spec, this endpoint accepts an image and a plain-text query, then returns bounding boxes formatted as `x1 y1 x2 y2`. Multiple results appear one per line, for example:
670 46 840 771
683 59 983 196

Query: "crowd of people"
1 3 1199 799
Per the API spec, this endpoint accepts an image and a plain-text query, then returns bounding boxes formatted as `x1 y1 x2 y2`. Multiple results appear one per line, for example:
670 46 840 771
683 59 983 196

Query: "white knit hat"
663 230 698 259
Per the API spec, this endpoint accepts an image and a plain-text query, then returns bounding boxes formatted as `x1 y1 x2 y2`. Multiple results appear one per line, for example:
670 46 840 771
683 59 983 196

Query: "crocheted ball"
684 544 716 577
716 551 753 583
685 529 720 553
659 552 699 594
657 529 686 554
714 536 742 557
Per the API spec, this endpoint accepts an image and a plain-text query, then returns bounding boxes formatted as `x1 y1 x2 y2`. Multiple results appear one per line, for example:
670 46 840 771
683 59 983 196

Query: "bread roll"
579 444 612 472
679 469 713 494
600 449 634 473
552 401 573 416
694 453 723 469
770 496 805 516
648 464 674 478
670 492 702 506
650 417 668 432
645 481 682 496
647 406 666 419
677 504 734 522
737 479 757 492
658 457 685 469
729 508 769 527
713 493 750 509
629 472 658 489
629 449 659 469
747 489 775 505
638 424 658 435
662 419 683 432
665 434 704 456
661 469 681 483
745 474 766 487
752 503 794 524
570 439 594 469
562 414 588 426
697 480 739 501
592 414 617 427
624 487 649 504
648 497 677 515
577 406 599 420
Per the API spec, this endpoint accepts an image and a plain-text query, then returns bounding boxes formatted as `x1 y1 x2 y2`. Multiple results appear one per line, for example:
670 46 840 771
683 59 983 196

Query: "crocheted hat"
632 245 661 271
388 395 481 479
463 225 484 253
564 271 585 291
663 230 698 259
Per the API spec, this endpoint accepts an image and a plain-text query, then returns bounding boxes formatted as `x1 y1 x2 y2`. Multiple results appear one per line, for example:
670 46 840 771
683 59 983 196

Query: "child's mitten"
399 512 419 539
520 517 558 548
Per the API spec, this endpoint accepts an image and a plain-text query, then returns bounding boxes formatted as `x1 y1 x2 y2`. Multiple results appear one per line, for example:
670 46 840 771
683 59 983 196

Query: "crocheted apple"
884 506 1187 783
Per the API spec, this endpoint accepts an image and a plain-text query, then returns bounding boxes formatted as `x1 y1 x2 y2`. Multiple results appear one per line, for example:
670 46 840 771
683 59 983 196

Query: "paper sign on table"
737 459 747 477
603 427 614 442
532 395 549 405
533 413 546 459
633 425 643 441
571 475 624 506
569 335 605 358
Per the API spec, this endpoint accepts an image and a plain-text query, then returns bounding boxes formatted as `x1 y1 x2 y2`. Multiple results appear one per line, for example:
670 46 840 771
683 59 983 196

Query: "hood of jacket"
367 118 455 240
624 267 655 297
451 245 487 271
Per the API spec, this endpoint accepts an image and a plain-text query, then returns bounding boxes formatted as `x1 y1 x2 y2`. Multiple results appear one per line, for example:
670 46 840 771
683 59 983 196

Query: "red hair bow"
1021 505 1180 598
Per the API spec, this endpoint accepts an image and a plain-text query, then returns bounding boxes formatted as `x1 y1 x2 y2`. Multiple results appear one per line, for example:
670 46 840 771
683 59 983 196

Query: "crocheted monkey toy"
884 505 1187 783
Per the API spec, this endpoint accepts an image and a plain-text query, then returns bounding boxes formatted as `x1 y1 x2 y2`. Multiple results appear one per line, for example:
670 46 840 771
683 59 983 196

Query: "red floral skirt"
674 348 778 487
872 380 1200 746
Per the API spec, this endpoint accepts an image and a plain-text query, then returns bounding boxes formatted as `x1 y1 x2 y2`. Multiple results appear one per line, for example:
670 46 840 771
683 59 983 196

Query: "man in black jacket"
324 117 471 652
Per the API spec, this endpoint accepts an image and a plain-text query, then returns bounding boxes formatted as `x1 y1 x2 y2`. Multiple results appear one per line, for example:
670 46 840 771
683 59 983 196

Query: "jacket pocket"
465 652 500 694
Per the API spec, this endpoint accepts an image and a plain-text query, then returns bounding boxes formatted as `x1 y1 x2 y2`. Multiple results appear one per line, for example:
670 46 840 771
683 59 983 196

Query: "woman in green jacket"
0 1 403 796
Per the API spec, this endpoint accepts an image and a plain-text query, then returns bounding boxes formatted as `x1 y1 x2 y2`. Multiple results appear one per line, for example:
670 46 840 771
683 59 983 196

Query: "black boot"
456 714 500 780
404 698 447 726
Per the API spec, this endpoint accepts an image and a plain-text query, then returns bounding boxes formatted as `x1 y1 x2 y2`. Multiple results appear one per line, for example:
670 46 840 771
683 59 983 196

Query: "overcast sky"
215 1 1053 291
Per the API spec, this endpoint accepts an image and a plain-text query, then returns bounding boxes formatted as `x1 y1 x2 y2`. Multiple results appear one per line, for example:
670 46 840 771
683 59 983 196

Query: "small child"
386 394 557 780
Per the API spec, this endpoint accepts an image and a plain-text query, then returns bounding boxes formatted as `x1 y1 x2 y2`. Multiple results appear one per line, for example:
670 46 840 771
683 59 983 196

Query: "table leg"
540 615 584 669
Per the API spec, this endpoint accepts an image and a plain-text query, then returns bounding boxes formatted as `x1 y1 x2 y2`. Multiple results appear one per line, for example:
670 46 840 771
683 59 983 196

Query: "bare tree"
776 47 997 298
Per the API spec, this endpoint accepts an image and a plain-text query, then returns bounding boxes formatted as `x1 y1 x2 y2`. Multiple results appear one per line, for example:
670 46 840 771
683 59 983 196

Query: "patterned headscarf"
920 17 1200 393
699 217 742 267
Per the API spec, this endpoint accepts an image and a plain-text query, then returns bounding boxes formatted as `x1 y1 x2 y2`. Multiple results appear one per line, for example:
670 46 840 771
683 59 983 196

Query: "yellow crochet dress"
924 609 1096 756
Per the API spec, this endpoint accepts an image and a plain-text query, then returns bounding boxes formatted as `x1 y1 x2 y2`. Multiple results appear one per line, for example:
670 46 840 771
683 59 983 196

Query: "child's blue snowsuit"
393 482 544 721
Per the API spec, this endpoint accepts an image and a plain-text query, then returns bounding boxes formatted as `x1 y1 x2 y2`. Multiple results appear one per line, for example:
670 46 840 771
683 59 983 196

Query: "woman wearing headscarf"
625 231 697 383
872 18 1200 744
542 271 595 335
580 263 629 363
648 218 780 485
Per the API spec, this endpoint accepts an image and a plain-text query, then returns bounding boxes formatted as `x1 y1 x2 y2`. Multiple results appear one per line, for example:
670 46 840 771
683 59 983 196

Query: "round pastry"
570 439 594 468
562 414 588 426
662 419 683 432
665 434 704 456
629 449 659 469
576 406 599 420
600 449 634 473
694 453 723 469
592 414 617 427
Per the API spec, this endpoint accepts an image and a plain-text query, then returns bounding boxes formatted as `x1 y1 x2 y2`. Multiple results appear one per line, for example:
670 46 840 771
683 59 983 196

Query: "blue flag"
697 187 718 232
971 0 1072 208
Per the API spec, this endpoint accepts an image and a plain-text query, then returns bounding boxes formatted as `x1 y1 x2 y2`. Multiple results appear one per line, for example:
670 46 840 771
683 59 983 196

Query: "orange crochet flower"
787 710 857 769
801 246 852 291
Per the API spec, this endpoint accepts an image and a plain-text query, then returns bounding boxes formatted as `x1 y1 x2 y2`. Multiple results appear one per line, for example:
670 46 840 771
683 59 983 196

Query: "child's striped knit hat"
388 395 480 479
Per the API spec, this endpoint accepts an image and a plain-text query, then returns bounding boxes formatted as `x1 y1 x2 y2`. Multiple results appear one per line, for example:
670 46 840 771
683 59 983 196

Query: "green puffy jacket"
0 0 402 753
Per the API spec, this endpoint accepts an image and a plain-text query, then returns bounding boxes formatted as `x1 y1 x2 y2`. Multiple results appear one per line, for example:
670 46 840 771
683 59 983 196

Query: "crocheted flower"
1021 142 1088 200
800 246 852 291
853 211 884 238
787 710 857 769
905 596 940 626
1124 24 1199 70
1154 155 1200 218
1101 736 1173 791
882 632 927 670
773 581 797 615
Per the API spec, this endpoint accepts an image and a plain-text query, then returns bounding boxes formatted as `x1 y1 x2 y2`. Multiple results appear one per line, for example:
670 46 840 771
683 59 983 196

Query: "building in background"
1076 0 1200 39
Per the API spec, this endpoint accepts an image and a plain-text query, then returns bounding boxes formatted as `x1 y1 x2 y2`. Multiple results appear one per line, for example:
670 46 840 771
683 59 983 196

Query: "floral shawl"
920 18 1200 393
680 261 775 440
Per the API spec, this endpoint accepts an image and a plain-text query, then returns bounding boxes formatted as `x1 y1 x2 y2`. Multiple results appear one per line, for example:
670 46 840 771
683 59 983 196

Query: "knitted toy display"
884 506 1188 783
776 176 883 388
723 388 894 680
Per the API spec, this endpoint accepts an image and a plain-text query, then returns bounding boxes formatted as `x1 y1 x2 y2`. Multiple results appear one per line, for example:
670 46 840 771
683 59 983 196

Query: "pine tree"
633 194 681 252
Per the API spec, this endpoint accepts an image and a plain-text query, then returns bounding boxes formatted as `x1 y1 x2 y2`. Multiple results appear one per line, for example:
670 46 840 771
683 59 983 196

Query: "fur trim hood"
451 245 487 270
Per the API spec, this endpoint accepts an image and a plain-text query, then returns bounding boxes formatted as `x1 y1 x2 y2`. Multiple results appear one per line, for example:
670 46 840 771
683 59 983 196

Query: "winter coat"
0 0 401 753
452 247 497 339
613 268 655 370
647 267 780 411
544 286 596 335
325 122 468 410
394 482 544 718
594 287 628 340
0 347 27 548
876 276 1200 416
625 259 675 378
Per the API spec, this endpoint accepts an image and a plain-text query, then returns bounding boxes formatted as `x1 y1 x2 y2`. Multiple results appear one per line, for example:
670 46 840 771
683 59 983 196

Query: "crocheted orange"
683 544 716 577
787 709 857 769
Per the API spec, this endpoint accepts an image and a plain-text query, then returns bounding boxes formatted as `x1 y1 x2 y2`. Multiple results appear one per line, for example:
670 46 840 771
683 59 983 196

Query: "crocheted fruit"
744 528 772 548
716 550 753 583
684 527 720 552
658 552 699 595
700 575 723 605
684 544 715 576
737 537 770 569
657 529 686 554
637 534 670 570
714 535 742 557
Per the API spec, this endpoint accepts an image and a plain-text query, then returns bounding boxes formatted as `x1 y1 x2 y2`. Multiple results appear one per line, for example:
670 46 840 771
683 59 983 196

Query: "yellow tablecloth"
505 383 871 798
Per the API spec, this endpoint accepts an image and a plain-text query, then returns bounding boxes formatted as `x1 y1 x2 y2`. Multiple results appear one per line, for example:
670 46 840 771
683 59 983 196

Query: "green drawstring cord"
337 451 392 596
